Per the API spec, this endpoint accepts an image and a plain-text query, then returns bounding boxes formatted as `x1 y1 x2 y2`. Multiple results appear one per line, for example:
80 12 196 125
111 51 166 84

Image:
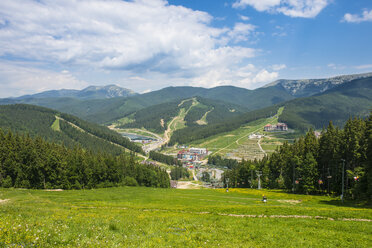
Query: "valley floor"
0 187 371 247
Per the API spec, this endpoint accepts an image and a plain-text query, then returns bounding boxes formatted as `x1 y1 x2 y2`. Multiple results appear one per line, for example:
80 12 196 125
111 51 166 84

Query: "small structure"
314 131 321 139
249 133 264 139
177 147 208 162
264 123 288 132
121 132 157 143
189 148 208 155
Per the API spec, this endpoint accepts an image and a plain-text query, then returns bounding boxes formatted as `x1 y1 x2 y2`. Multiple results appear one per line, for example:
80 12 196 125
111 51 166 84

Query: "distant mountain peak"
264 72 372 97
13 84 137 100
80 84 137 99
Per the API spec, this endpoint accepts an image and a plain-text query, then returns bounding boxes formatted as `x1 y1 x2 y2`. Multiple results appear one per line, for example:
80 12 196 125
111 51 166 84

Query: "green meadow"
0 187 371 247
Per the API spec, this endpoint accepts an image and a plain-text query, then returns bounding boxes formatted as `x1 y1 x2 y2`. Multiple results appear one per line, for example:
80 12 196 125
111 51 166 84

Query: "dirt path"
214 114 278 156
158 98 198 148
192 170 198 181
257 138 266 155
176 181 202 189
65 203 372 222
0 199 10 204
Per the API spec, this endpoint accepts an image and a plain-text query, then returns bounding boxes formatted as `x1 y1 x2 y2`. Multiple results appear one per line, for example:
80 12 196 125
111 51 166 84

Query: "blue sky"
0 0 371 97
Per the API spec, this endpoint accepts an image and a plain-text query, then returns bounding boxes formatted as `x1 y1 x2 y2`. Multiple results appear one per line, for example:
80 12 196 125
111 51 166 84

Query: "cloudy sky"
0 0 371 97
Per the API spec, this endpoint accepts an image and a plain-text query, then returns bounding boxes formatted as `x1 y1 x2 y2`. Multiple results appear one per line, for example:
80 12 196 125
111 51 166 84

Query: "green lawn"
0 187 371 247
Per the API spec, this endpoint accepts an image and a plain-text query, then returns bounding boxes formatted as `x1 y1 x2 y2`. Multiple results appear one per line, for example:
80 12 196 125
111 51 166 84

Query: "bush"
1 176 13 188
122 176 138 186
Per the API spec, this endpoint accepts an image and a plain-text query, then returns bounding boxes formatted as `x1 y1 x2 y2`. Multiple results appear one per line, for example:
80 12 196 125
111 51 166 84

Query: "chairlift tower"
341 159 345 203
256 170 262 190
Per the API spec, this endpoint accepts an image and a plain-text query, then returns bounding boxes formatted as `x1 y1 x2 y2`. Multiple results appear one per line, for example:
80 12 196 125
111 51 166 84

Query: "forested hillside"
279 77 372 131
169 105 280 145
0 104 142 154
119 100 193 133
118 97 247 133
0 84 293 125
223 114 372 200
0 128 169 189
1 73 370 127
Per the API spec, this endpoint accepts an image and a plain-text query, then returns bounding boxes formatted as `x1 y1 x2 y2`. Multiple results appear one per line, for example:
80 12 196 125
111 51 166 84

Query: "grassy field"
0 187 371 247
188 117 278 160
50 118 60 132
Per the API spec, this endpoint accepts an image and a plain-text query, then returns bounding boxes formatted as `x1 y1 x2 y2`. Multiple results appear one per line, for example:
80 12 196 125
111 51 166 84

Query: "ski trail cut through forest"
55 116 147 159
196 107 214 125
163 98 198 145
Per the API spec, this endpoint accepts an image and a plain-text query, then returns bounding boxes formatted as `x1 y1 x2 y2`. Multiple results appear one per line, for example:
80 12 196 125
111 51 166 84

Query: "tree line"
223 115 372 200
208 155 238 169
60 112 144 154
0 129 170 189
170 166 190 180
149 151 182 166
0 104 143 155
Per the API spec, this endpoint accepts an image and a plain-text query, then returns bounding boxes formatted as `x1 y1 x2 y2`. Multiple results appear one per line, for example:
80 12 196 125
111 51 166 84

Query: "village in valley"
114 116 291 189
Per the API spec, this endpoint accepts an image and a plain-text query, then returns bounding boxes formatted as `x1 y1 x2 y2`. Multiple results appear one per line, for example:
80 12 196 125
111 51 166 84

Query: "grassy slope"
0 187 371 247
50 118 60 131
163 108 289 160
175 107 286 159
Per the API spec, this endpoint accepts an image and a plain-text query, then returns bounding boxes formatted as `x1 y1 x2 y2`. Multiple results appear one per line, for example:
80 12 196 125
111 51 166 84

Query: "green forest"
223 114 372 200
149 151 182 166
169 105 279 145
119 100 193 133
0 128 169 189
170 166 190 180
0 104 143 154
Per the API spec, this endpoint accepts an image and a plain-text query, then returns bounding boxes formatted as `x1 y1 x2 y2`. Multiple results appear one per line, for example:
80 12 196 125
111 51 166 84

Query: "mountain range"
0 72 371 139
265 72 372 97
13 84 137 100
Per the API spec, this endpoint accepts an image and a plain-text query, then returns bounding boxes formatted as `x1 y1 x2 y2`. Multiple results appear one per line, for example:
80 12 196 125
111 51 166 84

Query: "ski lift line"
214 114 279 155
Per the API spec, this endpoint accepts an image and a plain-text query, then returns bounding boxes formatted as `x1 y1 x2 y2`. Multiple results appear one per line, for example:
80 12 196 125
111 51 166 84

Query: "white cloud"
0 62 88 97
0 0 263 95
233 0 329 18
141 89 152 94
0 0 254 70
228 23 257 43
233 0 281 11
343 9 372 23
129 76 146 81
252 69 278 84
239 15 250 21
190 64 278 89
327 63 337 69
355 64 372 70
272 25 287 37
271 64 287 71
